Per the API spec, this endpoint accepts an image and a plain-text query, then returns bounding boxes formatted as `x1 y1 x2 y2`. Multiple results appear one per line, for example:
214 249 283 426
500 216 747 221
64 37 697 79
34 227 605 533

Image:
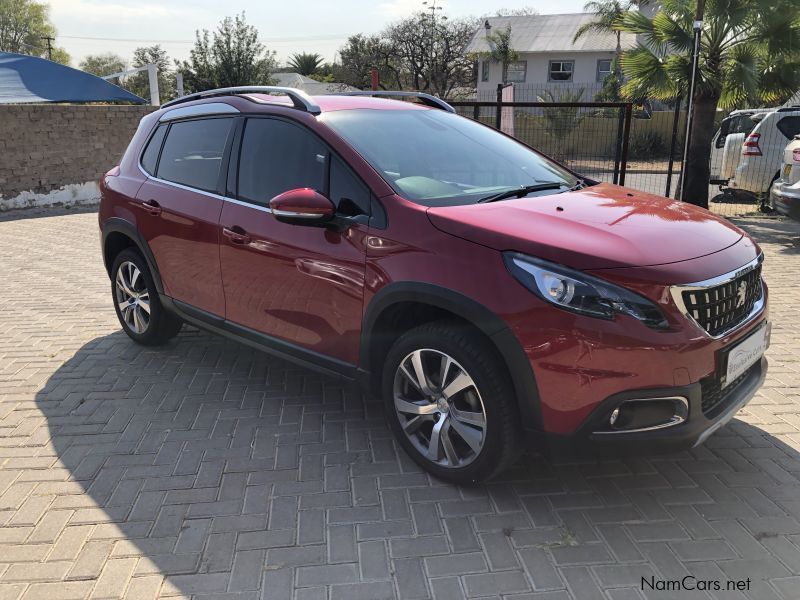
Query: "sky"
48 0 589 68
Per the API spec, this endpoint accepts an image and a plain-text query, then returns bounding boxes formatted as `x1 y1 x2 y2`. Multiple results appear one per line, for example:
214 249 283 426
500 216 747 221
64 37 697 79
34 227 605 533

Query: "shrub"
628 130 669 159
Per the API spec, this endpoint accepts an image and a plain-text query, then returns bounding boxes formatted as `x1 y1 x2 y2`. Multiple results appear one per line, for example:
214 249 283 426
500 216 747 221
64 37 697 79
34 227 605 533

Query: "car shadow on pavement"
732 216 800 256
32 327 800 599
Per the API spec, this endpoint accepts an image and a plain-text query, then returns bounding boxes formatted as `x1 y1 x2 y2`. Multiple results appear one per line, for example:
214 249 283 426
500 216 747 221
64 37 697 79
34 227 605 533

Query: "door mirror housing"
269 188 335 226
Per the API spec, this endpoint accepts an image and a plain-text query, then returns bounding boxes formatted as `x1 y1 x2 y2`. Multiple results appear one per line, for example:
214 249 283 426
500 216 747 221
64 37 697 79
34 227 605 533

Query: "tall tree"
79 53 127 77
617 0 800 207
128 45 174 101
288 52 323 76
176 12 277 93
384 11 476 97
336 33 401 90
0 0 69 63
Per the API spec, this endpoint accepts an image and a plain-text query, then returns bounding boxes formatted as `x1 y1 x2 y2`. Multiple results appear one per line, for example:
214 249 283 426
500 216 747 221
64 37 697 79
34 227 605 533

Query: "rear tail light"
742 133 762 156
793 148 800 163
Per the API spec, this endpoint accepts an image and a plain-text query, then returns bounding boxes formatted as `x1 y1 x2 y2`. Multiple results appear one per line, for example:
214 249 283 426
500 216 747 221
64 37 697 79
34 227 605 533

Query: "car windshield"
321 108 579 206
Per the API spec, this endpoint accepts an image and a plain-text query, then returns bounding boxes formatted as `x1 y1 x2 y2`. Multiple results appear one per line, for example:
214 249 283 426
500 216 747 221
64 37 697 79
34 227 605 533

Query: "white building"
464 13 639 99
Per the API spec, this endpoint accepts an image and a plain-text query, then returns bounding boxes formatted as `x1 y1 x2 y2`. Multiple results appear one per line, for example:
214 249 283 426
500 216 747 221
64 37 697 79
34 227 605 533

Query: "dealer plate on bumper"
723 322 770 389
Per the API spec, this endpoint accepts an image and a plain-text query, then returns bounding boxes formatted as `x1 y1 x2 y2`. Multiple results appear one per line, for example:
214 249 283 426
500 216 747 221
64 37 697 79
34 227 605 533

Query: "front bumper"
545 356 767 457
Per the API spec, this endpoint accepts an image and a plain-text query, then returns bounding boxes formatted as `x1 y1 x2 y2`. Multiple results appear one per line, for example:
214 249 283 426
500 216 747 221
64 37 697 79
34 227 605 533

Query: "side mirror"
269 188 335 226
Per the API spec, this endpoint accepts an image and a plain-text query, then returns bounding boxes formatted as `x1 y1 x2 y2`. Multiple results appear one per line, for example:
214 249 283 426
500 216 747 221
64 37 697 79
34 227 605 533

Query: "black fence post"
612 107 625 185
665 95 682 198
618 103 632 187
495 84 503 130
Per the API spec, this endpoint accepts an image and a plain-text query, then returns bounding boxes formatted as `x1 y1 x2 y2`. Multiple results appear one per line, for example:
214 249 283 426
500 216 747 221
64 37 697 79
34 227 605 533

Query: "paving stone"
1 211 800 600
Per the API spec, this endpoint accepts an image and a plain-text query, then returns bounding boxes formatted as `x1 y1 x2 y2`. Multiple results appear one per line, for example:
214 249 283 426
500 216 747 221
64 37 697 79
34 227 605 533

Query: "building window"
596 59 613 82
548 60 574 82
505 60 527 83
481 61 490 82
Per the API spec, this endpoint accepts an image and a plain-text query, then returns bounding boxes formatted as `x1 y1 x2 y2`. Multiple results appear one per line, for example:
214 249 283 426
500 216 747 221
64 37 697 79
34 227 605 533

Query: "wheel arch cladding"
102 218 164 295
361 282 544 434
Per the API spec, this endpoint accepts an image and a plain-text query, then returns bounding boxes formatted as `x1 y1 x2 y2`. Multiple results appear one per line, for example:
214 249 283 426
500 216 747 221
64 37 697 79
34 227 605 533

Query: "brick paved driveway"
1 208 800 600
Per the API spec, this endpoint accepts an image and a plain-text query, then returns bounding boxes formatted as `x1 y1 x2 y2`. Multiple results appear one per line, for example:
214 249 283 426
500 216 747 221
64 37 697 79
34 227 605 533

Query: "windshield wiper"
477 182 567 204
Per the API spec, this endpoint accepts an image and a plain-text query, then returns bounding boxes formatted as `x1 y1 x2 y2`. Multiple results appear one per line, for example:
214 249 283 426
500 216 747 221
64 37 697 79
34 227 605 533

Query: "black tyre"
111 249 182 345
382 320 522 484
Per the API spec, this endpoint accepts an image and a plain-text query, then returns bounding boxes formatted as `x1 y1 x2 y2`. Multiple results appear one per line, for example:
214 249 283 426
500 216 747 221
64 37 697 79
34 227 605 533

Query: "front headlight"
504 252 669 330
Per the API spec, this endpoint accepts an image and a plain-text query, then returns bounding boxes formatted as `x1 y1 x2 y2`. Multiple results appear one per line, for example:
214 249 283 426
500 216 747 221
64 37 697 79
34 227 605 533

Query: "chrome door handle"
222 226 251 245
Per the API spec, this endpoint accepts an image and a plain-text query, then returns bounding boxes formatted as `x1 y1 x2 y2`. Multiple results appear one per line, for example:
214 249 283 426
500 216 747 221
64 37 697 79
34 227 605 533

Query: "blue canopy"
0 51 146 104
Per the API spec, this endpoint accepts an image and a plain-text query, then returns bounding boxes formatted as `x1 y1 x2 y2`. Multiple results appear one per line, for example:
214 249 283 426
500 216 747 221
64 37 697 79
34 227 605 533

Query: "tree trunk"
681 93 719 209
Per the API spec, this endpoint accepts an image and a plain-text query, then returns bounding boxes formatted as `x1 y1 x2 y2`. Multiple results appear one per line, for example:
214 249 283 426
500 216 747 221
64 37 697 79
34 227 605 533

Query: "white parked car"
710 106 800 203
709 108 770 188
770 135 800 220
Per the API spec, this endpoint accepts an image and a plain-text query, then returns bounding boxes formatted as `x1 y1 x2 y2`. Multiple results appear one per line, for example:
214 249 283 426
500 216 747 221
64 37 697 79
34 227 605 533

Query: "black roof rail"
161 86 321 115
330 91 456 113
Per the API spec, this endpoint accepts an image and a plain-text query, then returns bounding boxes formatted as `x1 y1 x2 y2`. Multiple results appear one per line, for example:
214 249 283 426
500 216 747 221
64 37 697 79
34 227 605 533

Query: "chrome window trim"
136 163 274 214
159 103 240 122
669 253 765 339
593 396 689 435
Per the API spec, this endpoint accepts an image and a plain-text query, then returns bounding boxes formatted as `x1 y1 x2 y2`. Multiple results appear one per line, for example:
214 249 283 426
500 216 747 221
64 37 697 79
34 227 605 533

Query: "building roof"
272 72 359 95
464 13 637 54
0 51 146 104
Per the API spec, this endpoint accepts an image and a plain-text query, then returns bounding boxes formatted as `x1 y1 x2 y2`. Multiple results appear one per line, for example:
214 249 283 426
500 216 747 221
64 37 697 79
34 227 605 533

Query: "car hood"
426 183 744 270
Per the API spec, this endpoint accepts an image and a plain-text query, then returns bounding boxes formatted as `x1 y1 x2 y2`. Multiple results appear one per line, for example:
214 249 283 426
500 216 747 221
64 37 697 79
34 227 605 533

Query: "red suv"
100 87 769 483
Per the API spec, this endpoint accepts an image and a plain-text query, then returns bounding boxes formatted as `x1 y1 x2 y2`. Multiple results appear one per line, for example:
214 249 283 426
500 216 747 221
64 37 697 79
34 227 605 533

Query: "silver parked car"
770 135 800 220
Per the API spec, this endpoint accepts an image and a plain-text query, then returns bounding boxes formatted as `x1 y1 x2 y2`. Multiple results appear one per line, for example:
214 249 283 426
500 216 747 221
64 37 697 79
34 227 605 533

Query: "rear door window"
156 118 234 193
777 116 800 139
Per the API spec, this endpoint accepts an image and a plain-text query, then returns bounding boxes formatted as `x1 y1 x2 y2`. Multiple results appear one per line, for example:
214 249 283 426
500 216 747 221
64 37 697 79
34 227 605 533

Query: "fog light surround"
594 396 689 434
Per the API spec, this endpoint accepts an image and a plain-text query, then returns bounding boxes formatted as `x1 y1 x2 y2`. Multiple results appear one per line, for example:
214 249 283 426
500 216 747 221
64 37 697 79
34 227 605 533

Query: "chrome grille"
671 256 764 338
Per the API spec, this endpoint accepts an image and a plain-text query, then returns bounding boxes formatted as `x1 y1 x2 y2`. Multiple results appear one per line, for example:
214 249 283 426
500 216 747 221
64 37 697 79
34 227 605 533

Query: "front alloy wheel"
115 261 151 334
393 349 487 468
383 321 522 483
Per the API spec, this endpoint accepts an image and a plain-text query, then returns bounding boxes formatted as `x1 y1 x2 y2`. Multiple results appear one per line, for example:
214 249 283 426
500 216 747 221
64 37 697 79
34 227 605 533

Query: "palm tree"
537 89 587 161
478 24 518 83
616 0 800 207
573 1 640 90
288 52 324 76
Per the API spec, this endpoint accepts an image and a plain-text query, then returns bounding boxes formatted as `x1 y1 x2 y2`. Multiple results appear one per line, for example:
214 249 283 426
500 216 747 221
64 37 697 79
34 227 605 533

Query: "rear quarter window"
140 124 167 175
777 116 800 139
156 117 234 193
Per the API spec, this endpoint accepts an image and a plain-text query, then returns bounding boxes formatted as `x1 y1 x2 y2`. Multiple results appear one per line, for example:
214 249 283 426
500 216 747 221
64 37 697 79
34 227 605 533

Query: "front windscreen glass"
322 108 579 206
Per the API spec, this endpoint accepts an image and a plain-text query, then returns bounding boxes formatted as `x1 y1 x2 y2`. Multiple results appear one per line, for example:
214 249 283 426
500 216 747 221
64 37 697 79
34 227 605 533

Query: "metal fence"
451 92 766 218
450 100 634 189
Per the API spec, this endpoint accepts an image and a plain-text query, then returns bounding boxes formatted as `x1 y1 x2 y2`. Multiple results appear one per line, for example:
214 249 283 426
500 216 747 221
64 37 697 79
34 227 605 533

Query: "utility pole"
41 36 54 60
678 0 705 201
422 0 445 93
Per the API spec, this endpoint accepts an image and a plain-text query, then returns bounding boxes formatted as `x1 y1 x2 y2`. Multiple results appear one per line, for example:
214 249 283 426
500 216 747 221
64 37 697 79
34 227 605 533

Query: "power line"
58 33 350 44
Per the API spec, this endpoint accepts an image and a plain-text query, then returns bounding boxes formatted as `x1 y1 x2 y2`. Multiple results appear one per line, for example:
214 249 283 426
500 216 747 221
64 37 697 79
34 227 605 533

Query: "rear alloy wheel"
111 249 182 345
383 322 522 483
115 260 150 334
